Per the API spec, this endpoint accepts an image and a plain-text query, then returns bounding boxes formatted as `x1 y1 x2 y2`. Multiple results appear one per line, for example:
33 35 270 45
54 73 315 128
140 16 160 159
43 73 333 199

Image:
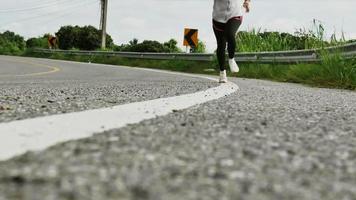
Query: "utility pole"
100 0 108 49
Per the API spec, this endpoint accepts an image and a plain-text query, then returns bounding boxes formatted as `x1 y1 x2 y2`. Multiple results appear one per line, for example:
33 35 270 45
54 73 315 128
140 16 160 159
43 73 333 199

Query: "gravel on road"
1 78 356 200
0 56 217 123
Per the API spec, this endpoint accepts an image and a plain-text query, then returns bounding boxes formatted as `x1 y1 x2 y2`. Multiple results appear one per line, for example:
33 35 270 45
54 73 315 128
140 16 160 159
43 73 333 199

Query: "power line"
0 0 97 27
0 0 85 21
0 0 76 13
31 0 100 28
0 0 90 14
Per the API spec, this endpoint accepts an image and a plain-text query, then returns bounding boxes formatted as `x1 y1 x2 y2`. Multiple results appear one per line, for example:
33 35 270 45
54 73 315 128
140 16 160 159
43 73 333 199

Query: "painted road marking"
36 58 218 82
0 61 239 161
0 57 60 77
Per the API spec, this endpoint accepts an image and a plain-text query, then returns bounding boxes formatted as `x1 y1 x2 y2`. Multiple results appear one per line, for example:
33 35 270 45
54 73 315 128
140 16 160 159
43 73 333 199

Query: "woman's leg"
213 20 227 71
225 18 242 59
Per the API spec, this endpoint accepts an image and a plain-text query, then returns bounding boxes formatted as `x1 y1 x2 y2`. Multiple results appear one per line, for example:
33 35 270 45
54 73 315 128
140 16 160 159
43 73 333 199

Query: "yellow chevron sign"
183 28 198 48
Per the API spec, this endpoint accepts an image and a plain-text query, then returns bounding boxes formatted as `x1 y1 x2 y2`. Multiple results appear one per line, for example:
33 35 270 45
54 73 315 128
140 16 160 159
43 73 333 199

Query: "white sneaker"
219 70 228 83
228 58 239 73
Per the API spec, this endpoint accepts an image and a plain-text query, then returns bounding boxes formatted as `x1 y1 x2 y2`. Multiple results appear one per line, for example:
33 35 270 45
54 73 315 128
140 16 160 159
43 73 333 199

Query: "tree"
129 38 138 46
0 31 25 54
0 31 25 50
55 25 114 50
55 25 79 50
191 40 206 53
26 34 51 49
116 38 181 53
77 26 101 50
163 39 181 53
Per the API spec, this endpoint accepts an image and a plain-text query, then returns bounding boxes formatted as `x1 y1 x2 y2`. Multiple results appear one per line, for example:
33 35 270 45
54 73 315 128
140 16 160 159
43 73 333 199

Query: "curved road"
0 55 217 123
1 55 356 200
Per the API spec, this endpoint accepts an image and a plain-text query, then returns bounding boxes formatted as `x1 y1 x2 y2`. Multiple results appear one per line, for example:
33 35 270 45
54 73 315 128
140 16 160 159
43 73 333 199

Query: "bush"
236 20 347 52
0 31 25 55
116 38 182 53
191 40 207 53
55 25 114 50
26 34 50 49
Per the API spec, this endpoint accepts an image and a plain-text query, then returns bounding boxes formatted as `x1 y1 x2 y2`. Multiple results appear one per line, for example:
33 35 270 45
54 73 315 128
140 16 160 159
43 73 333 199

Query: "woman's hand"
243 0 251 13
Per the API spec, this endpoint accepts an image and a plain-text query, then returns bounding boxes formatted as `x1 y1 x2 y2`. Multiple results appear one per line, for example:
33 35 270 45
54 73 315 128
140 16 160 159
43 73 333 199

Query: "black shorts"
213 16 243 32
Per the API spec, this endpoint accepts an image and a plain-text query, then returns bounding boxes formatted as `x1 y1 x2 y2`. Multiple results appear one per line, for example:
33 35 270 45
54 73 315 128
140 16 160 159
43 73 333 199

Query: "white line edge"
0 58 239 161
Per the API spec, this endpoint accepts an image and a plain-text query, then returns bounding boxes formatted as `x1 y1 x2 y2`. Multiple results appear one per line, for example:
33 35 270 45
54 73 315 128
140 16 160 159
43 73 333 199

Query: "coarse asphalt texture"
1 55 356 200
0 55 217 123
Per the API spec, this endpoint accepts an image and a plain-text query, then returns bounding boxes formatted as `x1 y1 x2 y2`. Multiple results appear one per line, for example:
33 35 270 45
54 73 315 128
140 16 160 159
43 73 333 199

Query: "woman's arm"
243 0 251 13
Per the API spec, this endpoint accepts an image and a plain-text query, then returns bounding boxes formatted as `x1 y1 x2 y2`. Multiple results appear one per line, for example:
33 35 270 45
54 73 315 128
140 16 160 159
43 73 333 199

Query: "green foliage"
129 40 165 52
237 20 346 52
0 39 20 55
316 52 356 88
237 30 300 52
55 25 114 50
163 39 181 53
0 31 25 55
55 26 77 50
237 54 356 90
115 38 182 53
26 34 50 49
25 49 356 90
26 51 214 75
5 19 356 90
237 29 330 52
191 40 207 53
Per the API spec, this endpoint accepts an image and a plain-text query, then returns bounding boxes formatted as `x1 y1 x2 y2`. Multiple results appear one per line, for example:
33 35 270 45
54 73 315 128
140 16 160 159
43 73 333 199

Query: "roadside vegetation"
0 31 25 55
1 20 356 90
25 49 356 90
236 20 349 52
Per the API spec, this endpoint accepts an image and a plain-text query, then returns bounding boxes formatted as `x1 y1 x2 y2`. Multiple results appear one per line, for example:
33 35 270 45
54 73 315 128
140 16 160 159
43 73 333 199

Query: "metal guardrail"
33 42 356 64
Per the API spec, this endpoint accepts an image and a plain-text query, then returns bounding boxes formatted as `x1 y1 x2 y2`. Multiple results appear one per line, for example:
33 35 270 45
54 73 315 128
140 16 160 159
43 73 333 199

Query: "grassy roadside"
22 50 356 90
239 53 356 90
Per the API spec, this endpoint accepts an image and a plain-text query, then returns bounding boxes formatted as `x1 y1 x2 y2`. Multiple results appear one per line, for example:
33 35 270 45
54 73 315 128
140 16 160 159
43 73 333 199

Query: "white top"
213 0 244 23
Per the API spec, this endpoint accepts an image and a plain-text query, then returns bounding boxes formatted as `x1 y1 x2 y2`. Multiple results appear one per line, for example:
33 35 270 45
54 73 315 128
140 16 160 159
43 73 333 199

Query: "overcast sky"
1 0 356 52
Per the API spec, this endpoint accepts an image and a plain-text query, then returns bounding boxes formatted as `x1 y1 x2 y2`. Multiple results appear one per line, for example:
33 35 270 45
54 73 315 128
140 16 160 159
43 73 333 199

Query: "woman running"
213 0 250 83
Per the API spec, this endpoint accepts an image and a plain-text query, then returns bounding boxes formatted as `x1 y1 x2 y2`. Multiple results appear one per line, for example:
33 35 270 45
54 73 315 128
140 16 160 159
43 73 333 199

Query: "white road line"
0 63 239 161
26 57 218 81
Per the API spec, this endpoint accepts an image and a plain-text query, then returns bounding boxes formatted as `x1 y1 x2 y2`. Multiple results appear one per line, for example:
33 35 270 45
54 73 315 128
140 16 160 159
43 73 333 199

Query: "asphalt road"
0 55 217 123
1 55 356 200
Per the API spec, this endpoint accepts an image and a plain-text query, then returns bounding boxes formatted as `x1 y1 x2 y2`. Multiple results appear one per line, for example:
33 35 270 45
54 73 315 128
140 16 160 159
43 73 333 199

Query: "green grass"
23 49 356 90
238 54 356 89
3 20 356 90
23 50 217 75
236 20 347 52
